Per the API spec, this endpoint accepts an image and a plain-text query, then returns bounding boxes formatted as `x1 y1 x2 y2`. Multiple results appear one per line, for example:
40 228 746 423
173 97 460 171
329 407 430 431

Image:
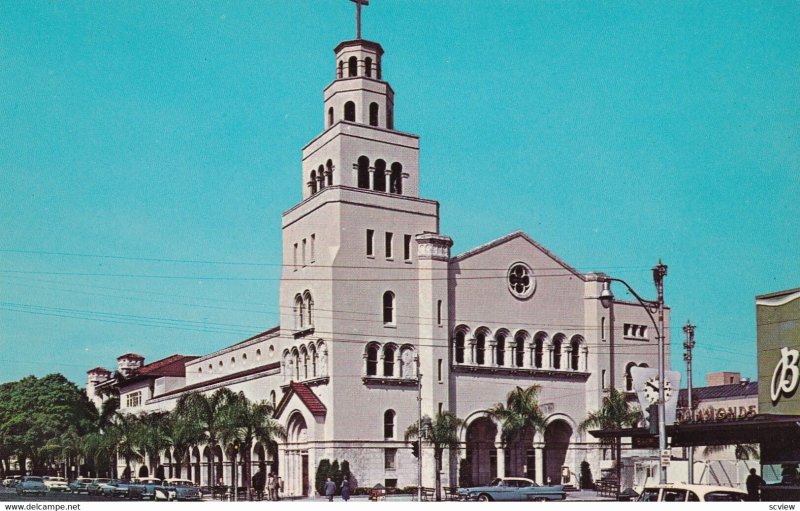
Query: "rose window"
507 263 535 299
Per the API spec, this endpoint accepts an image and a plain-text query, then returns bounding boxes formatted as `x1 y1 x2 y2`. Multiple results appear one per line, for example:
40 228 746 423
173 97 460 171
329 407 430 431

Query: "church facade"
86 25 668 497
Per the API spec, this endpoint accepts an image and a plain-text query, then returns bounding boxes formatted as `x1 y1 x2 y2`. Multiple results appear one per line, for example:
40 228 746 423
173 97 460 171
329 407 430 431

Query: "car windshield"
489 479 503 487
704 491 747 502
638 488 660 502
96 479 111 484
50 478 66 482
25 477 44 482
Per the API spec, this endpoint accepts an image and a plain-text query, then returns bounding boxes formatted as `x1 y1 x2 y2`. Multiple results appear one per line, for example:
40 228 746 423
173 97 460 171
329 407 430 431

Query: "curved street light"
599 261 668 484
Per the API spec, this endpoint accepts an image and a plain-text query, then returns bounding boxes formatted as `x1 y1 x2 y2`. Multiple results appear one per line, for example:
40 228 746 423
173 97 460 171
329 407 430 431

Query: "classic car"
3 476 22 488
43 476 69 492
164 478 203 501
97 479 132 498
86 478 113 495
16 476 48 496
458 477 566 502
69 477 94 494
128 478 177 501
637 483 747 502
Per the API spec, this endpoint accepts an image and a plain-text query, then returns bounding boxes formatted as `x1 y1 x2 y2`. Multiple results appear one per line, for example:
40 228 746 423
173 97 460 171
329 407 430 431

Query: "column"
547 346 554 370
469 339 476 365
489 341 497 366
535 447 545 485
362 353 368 376
529 345 536 368
368 166 375 190
496 445 505 478
582 346 589 372
565 346 573 371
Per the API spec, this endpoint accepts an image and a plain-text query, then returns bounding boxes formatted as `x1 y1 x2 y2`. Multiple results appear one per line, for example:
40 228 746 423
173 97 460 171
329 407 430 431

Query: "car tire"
477 494 492 502
532 497 547 502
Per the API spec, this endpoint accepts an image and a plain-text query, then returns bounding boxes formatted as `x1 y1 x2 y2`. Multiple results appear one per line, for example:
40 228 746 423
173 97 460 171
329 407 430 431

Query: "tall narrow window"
328 107 334 127
310 234 316 263
357 155 370 189
366 229 375 256
601 317 606 342
365 57 373 77
384 410 395 439
570 338 581 370
384 345 395 376
369 102 379 127
302 238 307 266
437 359 443 383
436 300 442 325
367 345 379 376
270 390 276 408
384 448 397 470
553 336 562 369
476 332 486 365
326 159 333 186
293 243 298 270
514 333 525 367
338 60 343 78
383 291 395 324
455 331 465 364
295 295 304 329
373 159 386 192
309 170 317 194
385 232 393 259
534 335 544 368
348 56 357 77
344 101 356 122
496 334 506 366
390 163 403 194
305 293 313 326
404 235 411 261
601 369 607 391
318 165 325 190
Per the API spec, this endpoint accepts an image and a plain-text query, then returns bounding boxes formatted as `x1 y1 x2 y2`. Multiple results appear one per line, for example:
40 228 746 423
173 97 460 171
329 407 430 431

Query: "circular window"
507 262 535 299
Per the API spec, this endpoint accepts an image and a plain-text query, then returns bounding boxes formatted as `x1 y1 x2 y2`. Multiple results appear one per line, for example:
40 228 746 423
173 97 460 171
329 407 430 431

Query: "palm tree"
404 411 463 501
134 411 173 478
58 427 84 479
175 388 239 485
107 412 142 479
487 385 547 478
163 411 203 479
702 443 760 461
579 388 642 488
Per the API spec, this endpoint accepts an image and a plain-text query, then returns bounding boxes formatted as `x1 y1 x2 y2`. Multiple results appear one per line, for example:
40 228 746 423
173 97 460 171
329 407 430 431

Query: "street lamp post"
599 260 669 484
416 355 423 502
683 320 696 484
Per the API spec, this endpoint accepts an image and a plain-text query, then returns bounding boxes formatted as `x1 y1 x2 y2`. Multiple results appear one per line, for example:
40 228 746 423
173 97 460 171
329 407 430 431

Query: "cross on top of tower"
349 0 369 40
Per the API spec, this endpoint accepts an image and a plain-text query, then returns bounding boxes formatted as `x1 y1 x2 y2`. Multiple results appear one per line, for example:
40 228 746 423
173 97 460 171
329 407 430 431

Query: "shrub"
458 457 473 488
580 460 594 490
315 459 331 496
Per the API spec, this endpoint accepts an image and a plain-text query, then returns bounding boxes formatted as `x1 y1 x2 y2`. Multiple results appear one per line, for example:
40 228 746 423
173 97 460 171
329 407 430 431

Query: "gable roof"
450 230 586 281
154 361 281 399
274 382 327 419
137 354 198 378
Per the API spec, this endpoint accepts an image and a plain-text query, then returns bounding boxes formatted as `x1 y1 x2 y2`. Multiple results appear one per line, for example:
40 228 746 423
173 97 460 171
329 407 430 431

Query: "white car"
43 476 69 492
637 483 747 502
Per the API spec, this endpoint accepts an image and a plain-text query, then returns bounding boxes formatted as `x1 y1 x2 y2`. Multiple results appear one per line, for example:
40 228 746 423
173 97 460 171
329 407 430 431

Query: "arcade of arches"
464 416 575 487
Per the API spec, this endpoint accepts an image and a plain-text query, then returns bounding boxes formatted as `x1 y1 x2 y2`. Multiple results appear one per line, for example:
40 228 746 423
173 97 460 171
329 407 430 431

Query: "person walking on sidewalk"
341 478 351 502
324 477 336 502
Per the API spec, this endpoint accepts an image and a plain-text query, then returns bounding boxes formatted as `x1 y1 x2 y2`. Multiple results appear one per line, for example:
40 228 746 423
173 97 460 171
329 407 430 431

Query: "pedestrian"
324 477 336 502
269 473 279 501
746 468 765 501
266 473 274 501
341 477 350 501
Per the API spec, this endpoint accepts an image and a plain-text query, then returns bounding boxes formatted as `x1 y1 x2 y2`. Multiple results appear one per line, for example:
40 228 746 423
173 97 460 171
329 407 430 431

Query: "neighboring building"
85 17 669 496
706 372 745 387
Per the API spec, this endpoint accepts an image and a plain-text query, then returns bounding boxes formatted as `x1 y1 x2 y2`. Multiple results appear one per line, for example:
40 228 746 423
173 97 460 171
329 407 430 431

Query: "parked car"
16 476 48 496
86 478 113 496
3 476 22 488
43 476 69 492
127 478 177 501
164 479 202 501
458 477 567 501
98 479 131 498
637 483 747 502
68 477 93 494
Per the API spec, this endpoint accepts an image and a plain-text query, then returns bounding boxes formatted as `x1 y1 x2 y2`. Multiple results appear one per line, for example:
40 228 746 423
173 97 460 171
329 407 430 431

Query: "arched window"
270 390 277 408
625 362 637 392
326 159 333 186
552 335 563 369
514 332 526 368
304 291 313 326
383 291 395 324
369 102 379 127
384 345 396 376
294 294 304 329
318 165 325 189
348 56 357 77
293 350 300 380
366 344 379 376
300 347 308 380
357 156 370 189
365 57 373 77
338 60 343 79
309 170 317 194
390 162 403 194
309 345 317 377
495 333 506 366
476 331 486 365
454 330 465 364
570 337 581 371
384 409 395 439
344 101 356 122
373 159 386 192
328 107 334 128
534 334 545 368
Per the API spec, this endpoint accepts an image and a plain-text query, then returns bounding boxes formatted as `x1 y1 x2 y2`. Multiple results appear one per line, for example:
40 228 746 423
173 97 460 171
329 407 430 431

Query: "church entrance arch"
543 420 573 485
465 416 498 486
286 412 310 497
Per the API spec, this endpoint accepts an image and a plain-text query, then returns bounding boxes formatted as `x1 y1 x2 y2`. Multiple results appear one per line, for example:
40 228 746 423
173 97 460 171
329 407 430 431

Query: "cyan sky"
1 1 798 388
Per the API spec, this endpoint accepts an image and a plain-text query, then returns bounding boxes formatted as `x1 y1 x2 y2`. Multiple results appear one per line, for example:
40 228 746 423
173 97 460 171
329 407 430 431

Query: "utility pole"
683 320 696 484
416 355 422 502
653 260 668 485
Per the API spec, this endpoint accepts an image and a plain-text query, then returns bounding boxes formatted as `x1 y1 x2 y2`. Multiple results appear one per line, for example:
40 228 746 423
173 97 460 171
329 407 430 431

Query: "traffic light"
646 404 659 435
411 439 420 458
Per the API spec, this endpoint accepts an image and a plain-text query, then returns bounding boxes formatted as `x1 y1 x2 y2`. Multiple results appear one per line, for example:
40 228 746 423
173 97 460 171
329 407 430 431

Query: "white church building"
86 16 668 497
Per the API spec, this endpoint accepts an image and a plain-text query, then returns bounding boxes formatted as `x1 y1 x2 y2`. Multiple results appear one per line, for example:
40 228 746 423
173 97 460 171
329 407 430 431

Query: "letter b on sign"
771 347 800 403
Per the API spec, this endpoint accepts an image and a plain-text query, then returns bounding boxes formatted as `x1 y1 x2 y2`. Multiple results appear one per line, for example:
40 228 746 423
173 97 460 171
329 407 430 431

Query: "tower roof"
334 39 384 56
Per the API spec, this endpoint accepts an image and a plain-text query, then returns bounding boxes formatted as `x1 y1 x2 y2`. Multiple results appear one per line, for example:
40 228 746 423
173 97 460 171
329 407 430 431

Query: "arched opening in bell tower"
348 56 357 77
344 101 356 122
357 156 370 189
369 102 379 127
373 159 386 192
390 163 403 194
365 57 373 77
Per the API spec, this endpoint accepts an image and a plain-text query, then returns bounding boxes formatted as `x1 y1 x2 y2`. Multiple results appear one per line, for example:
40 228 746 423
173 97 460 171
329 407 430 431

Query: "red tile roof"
87 367 111 374
154 362 281 399
117 353 145 360
275 382 327 418
137 354 198 378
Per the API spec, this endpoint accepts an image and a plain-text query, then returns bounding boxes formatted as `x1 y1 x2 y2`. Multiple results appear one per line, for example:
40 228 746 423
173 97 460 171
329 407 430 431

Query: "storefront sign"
771 346 800 404
676 405 757 424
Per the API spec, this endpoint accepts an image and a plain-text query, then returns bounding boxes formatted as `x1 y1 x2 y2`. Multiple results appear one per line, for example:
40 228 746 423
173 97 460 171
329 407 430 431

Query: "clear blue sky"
1 1 798 388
